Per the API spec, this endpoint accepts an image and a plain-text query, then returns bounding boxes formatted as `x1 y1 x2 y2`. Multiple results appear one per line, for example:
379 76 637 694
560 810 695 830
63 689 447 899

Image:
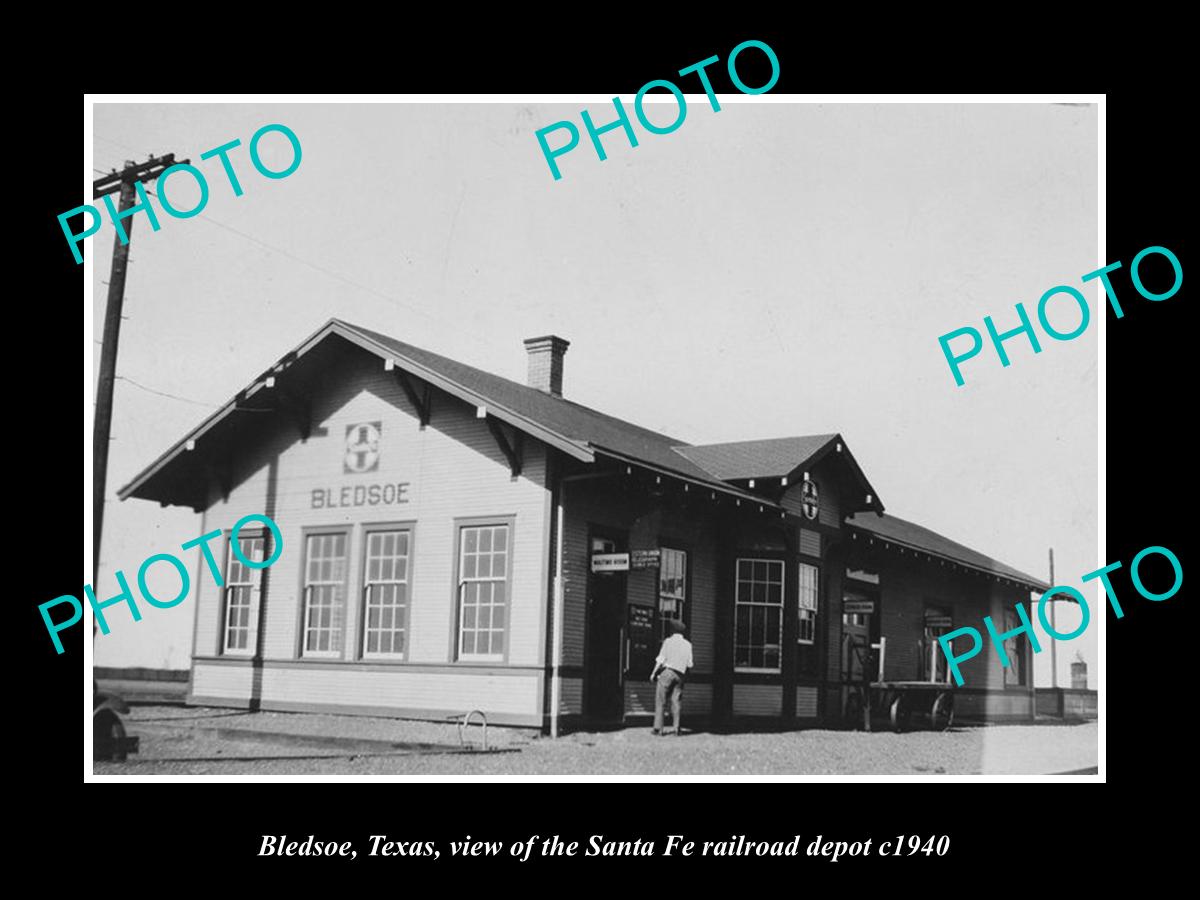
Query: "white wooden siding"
192 662 255 698
260 666 540 714
193 350 552 710
191 662 540 715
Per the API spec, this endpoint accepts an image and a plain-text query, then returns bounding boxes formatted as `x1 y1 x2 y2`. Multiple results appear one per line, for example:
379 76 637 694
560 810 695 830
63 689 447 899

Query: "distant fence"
94 667 189 683
1035 688 1097 719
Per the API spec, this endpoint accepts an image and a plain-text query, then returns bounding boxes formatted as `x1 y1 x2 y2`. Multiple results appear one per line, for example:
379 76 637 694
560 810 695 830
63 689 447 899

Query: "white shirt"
656 634 694 673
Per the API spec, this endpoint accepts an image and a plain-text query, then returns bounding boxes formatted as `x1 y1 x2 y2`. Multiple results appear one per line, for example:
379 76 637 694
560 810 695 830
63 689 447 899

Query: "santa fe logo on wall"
801 479 819 520
344 422 381 474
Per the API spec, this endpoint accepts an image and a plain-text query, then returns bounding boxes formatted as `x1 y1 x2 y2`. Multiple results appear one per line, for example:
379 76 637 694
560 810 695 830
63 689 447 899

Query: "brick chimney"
523 335 569 397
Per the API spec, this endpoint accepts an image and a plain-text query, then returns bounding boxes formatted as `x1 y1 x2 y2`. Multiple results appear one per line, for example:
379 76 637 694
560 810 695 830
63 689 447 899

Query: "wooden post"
1049 547 1057 689
862 637 872 732
92 165 136 590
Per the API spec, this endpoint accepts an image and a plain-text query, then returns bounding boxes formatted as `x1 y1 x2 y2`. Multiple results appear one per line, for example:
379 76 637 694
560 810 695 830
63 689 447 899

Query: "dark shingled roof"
120 319 1044 592
675 435 838 480
344 321 729 486
847 511 1050 592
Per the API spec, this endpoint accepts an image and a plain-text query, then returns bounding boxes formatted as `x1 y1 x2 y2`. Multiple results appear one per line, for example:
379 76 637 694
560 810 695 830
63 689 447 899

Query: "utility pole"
91 154 186 589
1049 547 1057 689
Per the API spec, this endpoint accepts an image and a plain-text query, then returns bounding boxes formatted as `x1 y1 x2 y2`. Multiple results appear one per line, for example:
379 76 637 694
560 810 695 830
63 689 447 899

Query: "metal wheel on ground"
889 695 911 733
931 691 955 731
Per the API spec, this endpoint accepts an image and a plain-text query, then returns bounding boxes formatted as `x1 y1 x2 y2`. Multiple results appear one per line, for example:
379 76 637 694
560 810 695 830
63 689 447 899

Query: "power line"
95 133 493 350
94 154 186 591
115 374 274 412
189 212 494 349
95 134 143 154
115 375 220 408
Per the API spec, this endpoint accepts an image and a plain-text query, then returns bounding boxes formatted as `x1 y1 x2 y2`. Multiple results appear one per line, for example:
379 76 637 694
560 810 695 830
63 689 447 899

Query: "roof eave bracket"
394 370 432 427
486 416 523 478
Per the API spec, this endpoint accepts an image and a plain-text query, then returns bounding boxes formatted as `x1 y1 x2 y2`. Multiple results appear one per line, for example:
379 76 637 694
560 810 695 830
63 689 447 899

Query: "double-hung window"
457 523 509 661
222 532 264 654
1002 608 1028 687
797 562 819 644
735 558 784 671
302 531 348 657
362 529 412 658
658 547 687 640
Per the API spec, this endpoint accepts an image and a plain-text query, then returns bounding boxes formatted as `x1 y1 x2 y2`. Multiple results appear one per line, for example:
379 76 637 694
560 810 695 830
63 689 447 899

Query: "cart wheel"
844 692 863 730
931 692 955 732
890 695 910 733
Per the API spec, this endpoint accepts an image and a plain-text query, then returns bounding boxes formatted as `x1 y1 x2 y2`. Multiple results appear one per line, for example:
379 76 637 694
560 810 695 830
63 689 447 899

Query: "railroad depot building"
119 319 1050 729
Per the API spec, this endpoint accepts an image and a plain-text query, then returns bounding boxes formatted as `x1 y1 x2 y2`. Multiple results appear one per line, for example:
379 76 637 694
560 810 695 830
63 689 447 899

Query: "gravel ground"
94 706 1097 776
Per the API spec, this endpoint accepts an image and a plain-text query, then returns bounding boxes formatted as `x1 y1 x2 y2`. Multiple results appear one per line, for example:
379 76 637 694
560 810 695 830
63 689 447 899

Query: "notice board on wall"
626 604 656 680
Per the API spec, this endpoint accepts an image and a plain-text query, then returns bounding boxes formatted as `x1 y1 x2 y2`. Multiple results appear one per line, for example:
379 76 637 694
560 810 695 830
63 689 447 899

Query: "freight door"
585 533 627 722
842 587 879 683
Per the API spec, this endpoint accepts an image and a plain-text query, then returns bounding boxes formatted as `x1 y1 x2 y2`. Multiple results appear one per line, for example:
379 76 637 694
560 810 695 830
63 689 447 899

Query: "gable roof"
117 318 1041 590
121 318 864 509
674 435 836 480
846 511 1050 592
344 322 727 485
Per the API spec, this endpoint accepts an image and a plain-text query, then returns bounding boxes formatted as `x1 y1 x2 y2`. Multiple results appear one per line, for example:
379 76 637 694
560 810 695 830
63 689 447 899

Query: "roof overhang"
846 520 1052 594
592 446 791 513
118 319 594 506
783 434 884 516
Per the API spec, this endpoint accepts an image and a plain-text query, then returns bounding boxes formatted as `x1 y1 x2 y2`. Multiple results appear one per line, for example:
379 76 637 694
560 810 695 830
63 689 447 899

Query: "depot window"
797 562 819 644
222 531 264 655
361 528 412 659
658 547 688 640
301 530 350 658
456 522 511 662
1003 608 1029 687
735 558 784 672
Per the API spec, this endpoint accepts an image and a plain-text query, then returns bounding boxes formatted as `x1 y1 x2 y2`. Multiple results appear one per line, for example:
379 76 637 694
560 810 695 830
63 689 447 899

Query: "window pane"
458 525 508 658
735 558 784 669
303 533 349 656
362 530 410 656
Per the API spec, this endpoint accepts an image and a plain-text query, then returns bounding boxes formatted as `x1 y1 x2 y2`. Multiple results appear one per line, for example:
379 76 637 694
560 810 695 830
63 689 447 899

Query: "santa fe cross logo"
344 422 381 474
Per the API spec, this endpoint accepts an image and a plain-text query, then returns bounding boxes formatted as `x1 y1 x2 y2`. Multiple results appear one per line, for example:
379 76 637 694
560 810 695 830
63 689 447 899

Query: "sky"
89 100 1098 687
